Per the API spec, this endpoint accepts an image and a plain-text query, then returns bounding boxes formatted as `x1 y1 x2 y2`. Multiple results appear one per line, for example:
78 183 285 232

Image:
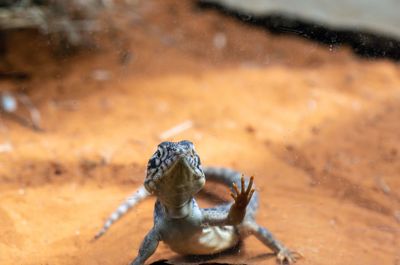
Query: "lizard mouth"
163 155 204 187
165 155 198 177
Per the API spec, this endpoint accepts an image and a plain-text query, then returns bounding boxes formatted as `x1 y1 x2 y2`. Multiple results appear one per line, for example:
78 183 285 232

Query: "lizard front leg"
202 176 254 226
130 227 160 265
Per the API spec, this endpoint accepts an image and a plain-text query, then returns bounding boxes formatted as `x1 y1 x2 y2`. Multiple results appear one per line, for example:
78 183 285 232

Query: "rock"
201 0 400 40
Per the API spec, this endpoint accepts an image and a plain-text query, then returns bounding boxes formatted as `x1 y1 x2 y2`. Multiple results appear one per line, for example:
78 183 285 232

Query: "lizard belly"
166 226 239 255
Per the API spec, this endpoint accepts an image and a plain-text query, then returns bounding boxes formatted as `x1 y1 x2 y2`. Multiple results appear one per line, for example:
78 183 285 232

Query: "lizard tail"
203 167 259 218
94 185 150 240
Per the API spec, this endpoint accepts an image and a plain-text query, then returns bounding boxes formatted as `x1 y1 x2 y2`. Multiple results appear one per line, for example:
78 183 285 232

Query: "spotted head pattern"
144 140 204 195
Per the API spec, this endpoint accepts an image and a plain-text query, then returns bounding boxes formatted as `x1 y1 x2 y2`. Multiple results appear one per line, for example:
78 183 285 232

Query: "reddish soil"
0 1 399 264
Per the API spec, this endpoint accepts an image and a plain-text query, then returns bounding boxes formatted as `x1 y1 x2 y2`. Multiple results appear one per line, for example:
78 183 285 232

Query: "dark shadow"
197 1 400 60
246 252 275 262
198 186 230 205
150 260 171 265
0 71 30 80
150 249 275 265
150 260 238 265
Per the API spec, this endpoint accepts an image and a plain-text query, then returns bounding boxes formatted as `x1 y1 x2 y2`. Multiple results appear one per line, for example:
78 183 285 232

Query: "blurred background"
0 1 399 265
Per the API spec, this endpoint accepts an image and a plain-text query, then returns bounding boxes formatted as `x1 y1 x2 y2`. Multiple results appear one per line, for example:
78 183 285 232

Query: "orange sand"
0 1 399 264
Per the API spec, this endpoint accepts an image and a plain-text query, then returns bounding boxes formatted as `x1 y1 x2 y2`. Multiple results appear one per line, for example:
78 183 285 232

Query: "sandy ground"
0 1 399 264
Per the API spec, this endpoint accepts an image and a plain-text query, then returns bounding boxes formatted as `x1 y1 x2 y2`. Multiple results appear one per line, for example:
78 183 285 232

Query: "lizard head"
144 140 205 207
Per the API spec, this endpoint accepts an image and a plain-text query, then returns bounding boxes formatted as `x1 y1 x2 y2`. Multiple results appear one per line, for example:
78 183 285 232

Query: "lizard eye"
156 150 161 157
149 157 160 168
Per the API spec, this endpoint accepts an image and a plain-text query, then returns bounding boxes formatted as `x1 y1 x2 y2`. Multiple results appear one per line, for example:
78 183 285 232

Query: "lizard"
94 140 301 265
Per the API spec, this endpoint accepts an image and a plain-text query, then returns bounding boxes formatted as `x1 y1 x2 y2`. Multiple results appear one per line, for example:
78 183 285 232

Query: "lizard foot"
227 175 255 224
277 248 303 265
231 175 255 209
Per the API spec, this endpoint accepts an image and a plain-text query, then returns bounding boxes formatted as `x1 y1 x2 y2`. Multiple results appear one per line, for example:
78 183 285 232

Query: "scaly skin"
95 141 301 265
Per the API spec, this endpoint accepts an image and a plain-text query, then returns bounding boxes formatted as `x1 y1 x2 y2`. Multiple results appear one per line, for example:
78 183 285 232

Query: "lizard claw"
277 248 303 264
